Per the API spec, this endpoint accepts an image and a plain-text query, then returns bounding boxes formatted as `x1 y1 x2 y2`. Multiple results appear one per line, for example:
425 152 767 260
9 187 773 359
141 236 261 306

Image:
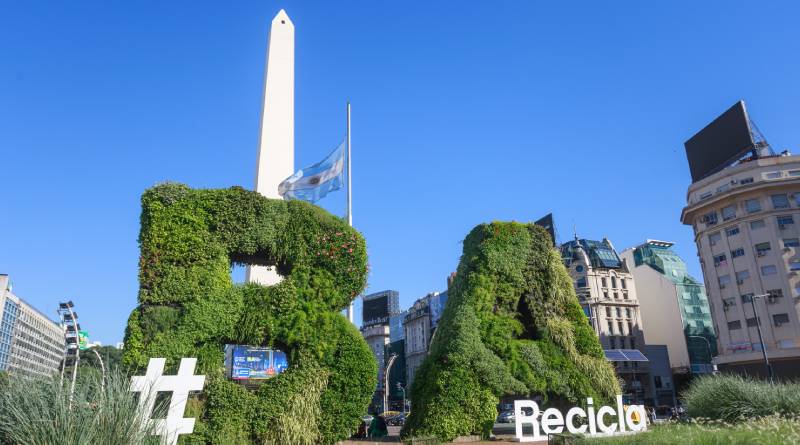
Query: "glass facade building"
0 298 20 370
631 241 718 373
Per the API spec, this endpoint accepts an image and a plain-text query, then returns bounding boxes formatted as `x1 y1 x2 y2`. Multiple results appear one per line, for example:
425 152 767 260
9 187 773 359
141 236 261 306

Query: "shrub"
576 416 800 445
402 223 619 441
122 184 376 444
0 370 157 445
683 374 800 422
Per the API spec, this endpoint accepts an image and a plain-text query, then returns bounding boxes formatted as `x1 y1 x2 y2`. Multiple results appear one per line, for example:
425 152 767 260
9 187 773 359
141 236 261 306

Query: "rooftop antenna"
749 118 771 158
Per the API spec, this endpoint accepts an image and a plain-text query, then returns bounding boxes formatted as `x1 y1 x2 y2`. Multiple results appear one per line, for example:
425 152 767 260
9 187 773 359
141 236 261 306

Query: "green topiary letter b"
122 183 376 445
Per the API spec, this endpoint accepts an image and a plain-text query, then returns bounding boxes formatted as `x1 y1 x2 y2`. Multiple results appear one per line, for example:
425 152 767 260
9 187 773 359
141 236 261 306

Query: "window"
728 320 742 330
741 293 754 303
778 215 795 227
731 248 745 258
700 191 713 200
613 292 619 300
751 220 766 230
575 265 584 272
616 307 622 318
756 242 771 256
722 205 737 221
618 322 625 335
609 337 616 349
773 313 790 327
709 232 722 246
606 307 612 317
603 291 609 299
791 262 800 271
611 277 617 288
626 308 632 318
723 297 736 309
767 289 783 302
714 254 727 267
608 322 614 334
704 212 718 226
740 177 754 185
718 275 731 287
795 193 800 206
576 277 587 287
736 270 750 282
601 277 607 288
745 198 761 213
784 238 800 248
621 278 626 289
761 265 778 276
627 322 633 333
764 171 781 179
654 375 663 389
772 194 790 209
746 317 760 328
726 226 740 237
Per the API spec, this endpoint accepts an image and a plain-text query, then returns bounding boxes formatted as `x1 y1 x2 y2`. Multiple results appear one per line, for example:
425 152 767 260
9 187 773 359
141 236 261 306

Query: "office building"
383 339 407 412
560 238 655 404
620 241 718 376
361 290 400 413
403 291 448 387
681 154 800 378
0 274 65 377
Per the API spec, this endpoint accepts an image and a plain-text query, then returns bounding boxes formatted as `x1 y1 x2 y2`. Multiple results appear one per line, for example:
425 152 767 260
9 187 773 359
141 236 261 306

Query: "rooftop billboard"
684 101 755 182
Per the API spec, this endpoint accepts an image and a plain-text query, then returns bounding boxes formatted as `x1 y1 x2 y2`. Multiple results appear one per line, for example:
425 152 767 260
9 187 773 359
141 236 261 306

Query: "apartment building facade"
0 274 65 377
681 154 800 378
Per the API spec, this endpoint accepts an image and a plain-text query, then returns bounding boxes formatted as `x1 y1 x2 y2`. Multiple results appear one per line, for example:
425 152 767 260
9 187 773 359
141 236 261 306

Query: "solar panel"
620 349 649 362
604 350 627 361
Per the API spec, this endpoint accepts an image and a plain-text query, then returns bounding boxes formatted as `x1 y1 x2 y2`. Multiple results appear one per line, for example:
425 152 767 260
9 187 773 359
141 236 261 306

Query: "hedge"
402 222 620 441
122 183 376 444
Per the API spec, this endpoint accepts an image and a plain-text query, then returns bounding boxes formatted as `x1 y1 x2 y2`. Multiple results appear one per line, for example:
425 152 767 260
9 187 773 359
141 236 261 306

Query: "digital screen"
363 295 389 326
684 101 755 182
227 345 288 380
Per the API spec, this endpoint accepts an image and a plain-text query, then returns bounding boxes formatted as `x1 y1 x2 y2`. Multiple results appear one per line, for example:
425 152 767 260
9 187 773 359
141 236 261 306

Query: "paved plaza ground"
339 425 549 445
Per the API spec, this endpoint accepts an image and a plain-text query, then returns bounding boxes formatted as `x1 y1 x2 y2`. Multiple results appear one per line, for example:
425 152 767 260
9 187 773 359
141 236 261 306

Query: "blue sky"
2 1 799 344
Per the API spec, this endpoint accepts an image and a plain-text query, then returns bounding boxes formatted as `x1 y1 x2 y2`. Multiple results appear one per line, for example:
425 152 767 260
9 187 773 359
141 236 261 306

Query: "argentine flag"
278 142 345 203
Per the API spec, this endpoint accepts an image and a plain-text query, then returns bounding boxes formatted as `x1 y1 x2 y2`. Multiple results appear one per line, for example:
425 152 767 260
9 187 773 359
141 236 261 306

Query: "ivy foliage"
122 183 376 445
402 222 620 441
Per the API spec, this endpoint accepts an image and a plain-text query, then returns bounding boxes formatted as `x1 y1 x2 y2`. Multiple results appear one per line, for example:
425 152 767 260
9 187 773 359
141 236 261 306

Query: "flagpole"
346 101 355 323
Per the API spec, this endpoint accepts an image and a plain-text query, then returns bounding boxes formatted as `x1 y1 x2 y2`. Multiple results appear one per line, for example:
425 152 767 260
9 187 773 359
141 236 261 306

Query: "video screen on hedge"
224 344 288 380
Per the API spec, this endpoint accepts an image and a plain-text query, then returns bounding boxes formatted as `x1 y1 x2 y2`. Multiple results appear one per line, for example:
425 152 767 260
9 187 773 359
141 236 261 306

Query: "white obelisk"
246 9 294 286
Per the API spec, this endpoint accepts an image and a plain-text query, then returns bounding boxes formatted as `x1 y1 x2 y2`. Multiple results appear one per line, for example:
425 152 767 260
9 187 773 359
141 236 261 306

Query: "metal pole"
399 384 406 416
346 101 352 227
384 353 397 414
687 335 714 373
92 348 106 393
345 101 354 324
751 295 774 383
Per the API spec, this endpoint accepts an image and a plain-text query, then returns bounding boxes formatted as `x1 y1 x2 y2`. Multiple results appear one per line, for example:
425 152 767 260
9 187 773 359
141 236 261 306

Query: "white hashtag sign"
130 358 206 445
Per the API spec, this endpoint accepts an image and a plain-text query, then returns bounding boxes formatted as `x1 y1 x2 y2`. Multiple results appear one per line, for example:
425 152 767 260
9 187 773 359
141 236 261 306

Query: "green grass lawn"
576 416 800 445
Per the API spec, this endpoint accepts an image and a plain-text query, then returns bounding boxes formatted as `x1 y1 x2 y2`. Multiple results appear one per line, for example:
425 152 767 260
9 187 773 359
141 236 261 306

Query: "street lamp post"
687 335 715 374
92 347 106 393
384 353 398 415
397 382 406 416
751 294 775 383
